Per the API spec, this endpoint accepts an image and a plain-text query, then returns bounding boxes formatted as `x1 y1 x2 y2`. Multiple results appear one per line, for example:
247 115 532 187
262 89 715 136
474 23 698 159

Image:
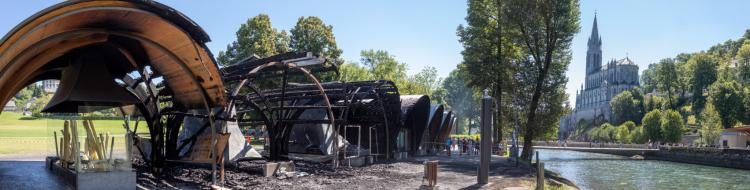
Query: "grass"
0 112 145 155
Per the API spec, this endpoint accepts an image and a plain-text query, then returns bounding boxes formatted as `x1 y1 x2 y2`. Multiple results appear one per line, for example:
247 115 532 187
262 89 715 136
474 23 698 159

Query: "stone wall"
647 147 750 170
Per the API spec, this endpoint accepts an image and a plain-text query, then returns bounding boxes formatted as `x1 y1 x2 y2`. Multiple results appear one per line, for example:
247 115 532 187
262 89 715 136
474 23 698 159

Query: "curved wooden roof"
0 0 225 110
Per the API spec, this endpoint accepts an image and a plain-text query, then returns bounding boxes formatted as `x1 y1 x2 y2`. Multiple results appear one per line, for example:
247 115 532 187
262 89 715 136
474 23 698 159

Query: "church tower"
586 13 602 75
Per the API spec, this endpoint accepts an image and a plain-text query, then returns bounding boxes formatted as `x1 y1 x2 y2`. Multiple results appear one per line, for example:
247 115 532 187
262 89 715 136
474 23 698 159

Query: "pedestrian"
446 138 453 156
475 139 480 155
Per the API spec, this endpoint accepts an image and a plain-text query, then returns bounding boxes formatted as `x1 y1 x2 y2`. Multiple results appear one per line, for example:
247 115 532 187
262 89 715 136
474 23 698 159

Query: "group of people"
445 137 480 156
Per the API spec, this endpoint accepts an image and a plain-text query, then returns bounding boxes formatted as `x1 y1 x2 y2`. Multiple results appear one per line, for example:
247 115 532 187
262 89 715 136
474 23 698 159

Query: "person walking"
446 138 453 156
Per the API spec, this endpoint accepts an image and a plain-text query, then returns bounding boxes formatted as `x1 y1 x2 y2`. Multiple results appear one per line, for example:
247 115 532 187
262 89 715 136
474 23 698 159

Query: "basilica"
560 14 640 136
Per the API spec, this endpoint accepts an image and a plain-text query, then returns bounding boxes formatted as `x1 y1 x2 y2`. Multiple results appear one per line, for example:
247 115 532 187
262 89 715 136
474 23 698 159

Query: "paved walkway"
0 161 70 189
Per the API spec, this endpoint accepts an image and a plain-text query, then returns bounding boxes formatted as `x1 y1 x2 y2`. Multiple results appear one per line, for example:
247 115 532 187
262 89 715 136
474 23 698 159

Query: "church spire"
589 12 600 45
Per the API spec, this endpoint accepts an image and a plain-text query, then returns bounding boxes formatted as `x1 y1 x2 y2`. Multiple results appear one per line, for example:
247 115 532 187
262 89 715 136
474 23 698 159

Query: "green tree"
735 42 750 83
642 109 663 142
337 62 373 82
457 0 518 144
359 49 407 84
12 85 34 109
506 0 580 160
656 58 678 108
689 53 718 113
217 14 283 65
616 125 631 143
709 80 745 128
610 90 642 125
620 121 637 131
641 64 659 93
629 126 647 144
290 16 343 65
699 102 722 146
661 109 685 143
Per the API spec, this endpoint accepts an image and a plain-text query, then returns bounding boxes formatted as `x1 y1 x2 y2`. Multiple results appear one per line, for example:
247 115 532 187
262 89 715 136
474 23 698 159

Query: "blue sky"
2 1 750 107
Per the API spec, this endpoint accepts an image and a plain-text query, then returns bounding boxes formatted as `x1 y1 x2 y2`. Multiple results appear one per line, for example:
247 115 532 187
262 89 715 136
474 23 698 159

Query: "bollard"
478 89 492 184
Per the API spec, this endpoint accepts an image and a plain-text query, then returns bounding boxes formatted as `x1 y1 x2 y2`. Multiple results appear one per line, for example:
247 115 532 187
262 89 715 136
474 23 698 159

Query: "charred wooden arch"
0 0 226 170
222 52 402 162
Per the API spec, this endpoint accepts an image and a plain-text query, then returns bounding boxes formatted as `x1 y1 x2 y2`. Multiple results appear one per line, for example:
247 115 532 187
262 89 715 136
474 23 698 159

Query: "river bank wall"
647 147 750 170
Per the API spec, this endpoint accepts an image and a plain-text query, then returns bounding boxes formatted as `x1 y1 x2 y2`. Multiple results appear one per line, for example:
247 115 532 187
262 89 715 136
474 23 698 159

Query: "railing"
533 141 651 149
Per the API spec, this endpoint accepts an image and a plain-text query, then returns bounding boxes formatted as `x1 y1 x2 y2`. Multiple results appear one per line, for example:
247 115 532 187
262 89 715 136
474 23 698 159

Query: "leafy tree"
290 16 343 65
616 125 631 143
699 102 722 146
620 121 637 131
610 90 642 125
656 58 679 108
642 109 663 142
457 0 518 143
629 126 647 144
689 53 718 113
709 80 745 128
640 64 659 93
505 0 580 160
661 109 685 143
409 66 442 97
217 14 284 65
359 49 407 84
735 42 750 84
337 62 373 82
12 85 34 109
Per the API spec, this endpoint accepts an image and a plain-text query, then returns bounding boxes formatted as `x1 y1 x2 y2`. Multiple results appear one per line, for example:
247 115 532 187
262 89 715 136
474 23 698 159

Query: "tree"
735 42 750 84
359 49 407 84
661 109 685 143
217 14 284 65
656 58 678 108
610 91 642 125
616 125 631 143
699 102 722 146
642 109 663 142
689 53 718 113
409 66 442 97
709 80 745 128
629 126 647 144
620 121 637 131
641 64 659 93
505 0 580 160
290 16 343 65
337 62 373 82
457 0 518 144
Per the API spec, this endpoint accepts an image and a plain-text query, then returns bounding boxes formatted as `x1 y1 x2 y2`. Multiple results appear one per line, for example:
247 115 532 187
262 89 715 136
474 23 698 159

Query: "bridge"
533 146 659 157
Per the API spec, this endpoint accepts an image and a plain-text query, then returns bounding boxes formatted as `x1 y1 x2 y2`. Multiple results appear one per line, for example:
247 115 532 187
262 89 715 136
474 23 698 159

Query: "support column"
478 89 492 184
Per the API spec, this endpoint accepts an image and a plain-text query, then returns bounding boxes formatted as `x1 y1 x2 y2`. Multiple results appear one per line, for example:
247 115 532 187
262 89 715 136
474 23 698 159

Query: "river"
536 149 750 190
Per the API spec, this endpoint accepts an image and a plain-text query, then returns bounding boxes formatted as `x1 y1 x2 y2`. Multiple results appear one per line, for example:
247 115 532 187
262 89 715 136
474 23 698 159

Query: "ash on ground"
136 155 536 190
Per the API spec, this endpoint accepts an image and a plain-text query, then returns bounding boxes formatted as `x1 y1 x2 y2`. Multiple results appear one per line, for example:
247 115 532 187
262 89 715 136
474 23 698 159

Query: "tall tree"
217 14 283 66
290 16 343 65
359 49 407 84
656 58 678 108
640 63 659 93
505 0 580 160
689 53 718 113
735 42 750 84
457 0 517 143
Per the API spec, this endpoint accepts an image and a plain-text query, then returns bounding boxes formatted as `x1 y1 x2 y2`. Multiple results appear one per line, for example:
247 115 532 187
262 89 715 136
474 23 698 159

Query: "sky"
2 1 750 107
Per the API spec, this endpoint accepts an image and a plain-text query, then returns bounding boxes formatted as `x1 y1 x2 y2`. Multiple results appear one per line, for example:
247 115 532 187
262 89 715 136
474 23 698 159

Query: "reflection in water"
536 149 750 190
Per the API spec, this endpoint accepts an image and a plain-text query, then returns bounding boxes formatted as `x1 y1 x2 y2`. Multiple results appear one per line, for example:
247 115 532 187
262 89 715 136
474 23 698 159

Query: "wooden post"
536 162 545 190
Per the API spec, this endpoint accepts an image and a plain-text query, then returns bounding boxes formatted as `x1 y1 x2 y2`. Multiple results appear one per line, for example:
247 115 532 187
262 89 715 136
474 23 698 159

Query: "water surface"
536 149 750 190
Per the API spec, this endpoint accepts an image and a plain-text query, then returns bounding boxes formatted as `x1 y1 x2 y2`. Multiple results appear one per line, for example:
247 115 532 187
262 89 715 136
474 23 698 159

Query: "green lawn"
0 112 144 155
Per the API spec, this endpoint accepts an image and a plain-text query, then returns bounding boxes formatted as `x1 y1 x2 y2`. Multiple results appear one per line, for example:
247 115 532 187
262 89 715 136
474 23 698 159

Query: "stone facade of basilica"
560 15 640 136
